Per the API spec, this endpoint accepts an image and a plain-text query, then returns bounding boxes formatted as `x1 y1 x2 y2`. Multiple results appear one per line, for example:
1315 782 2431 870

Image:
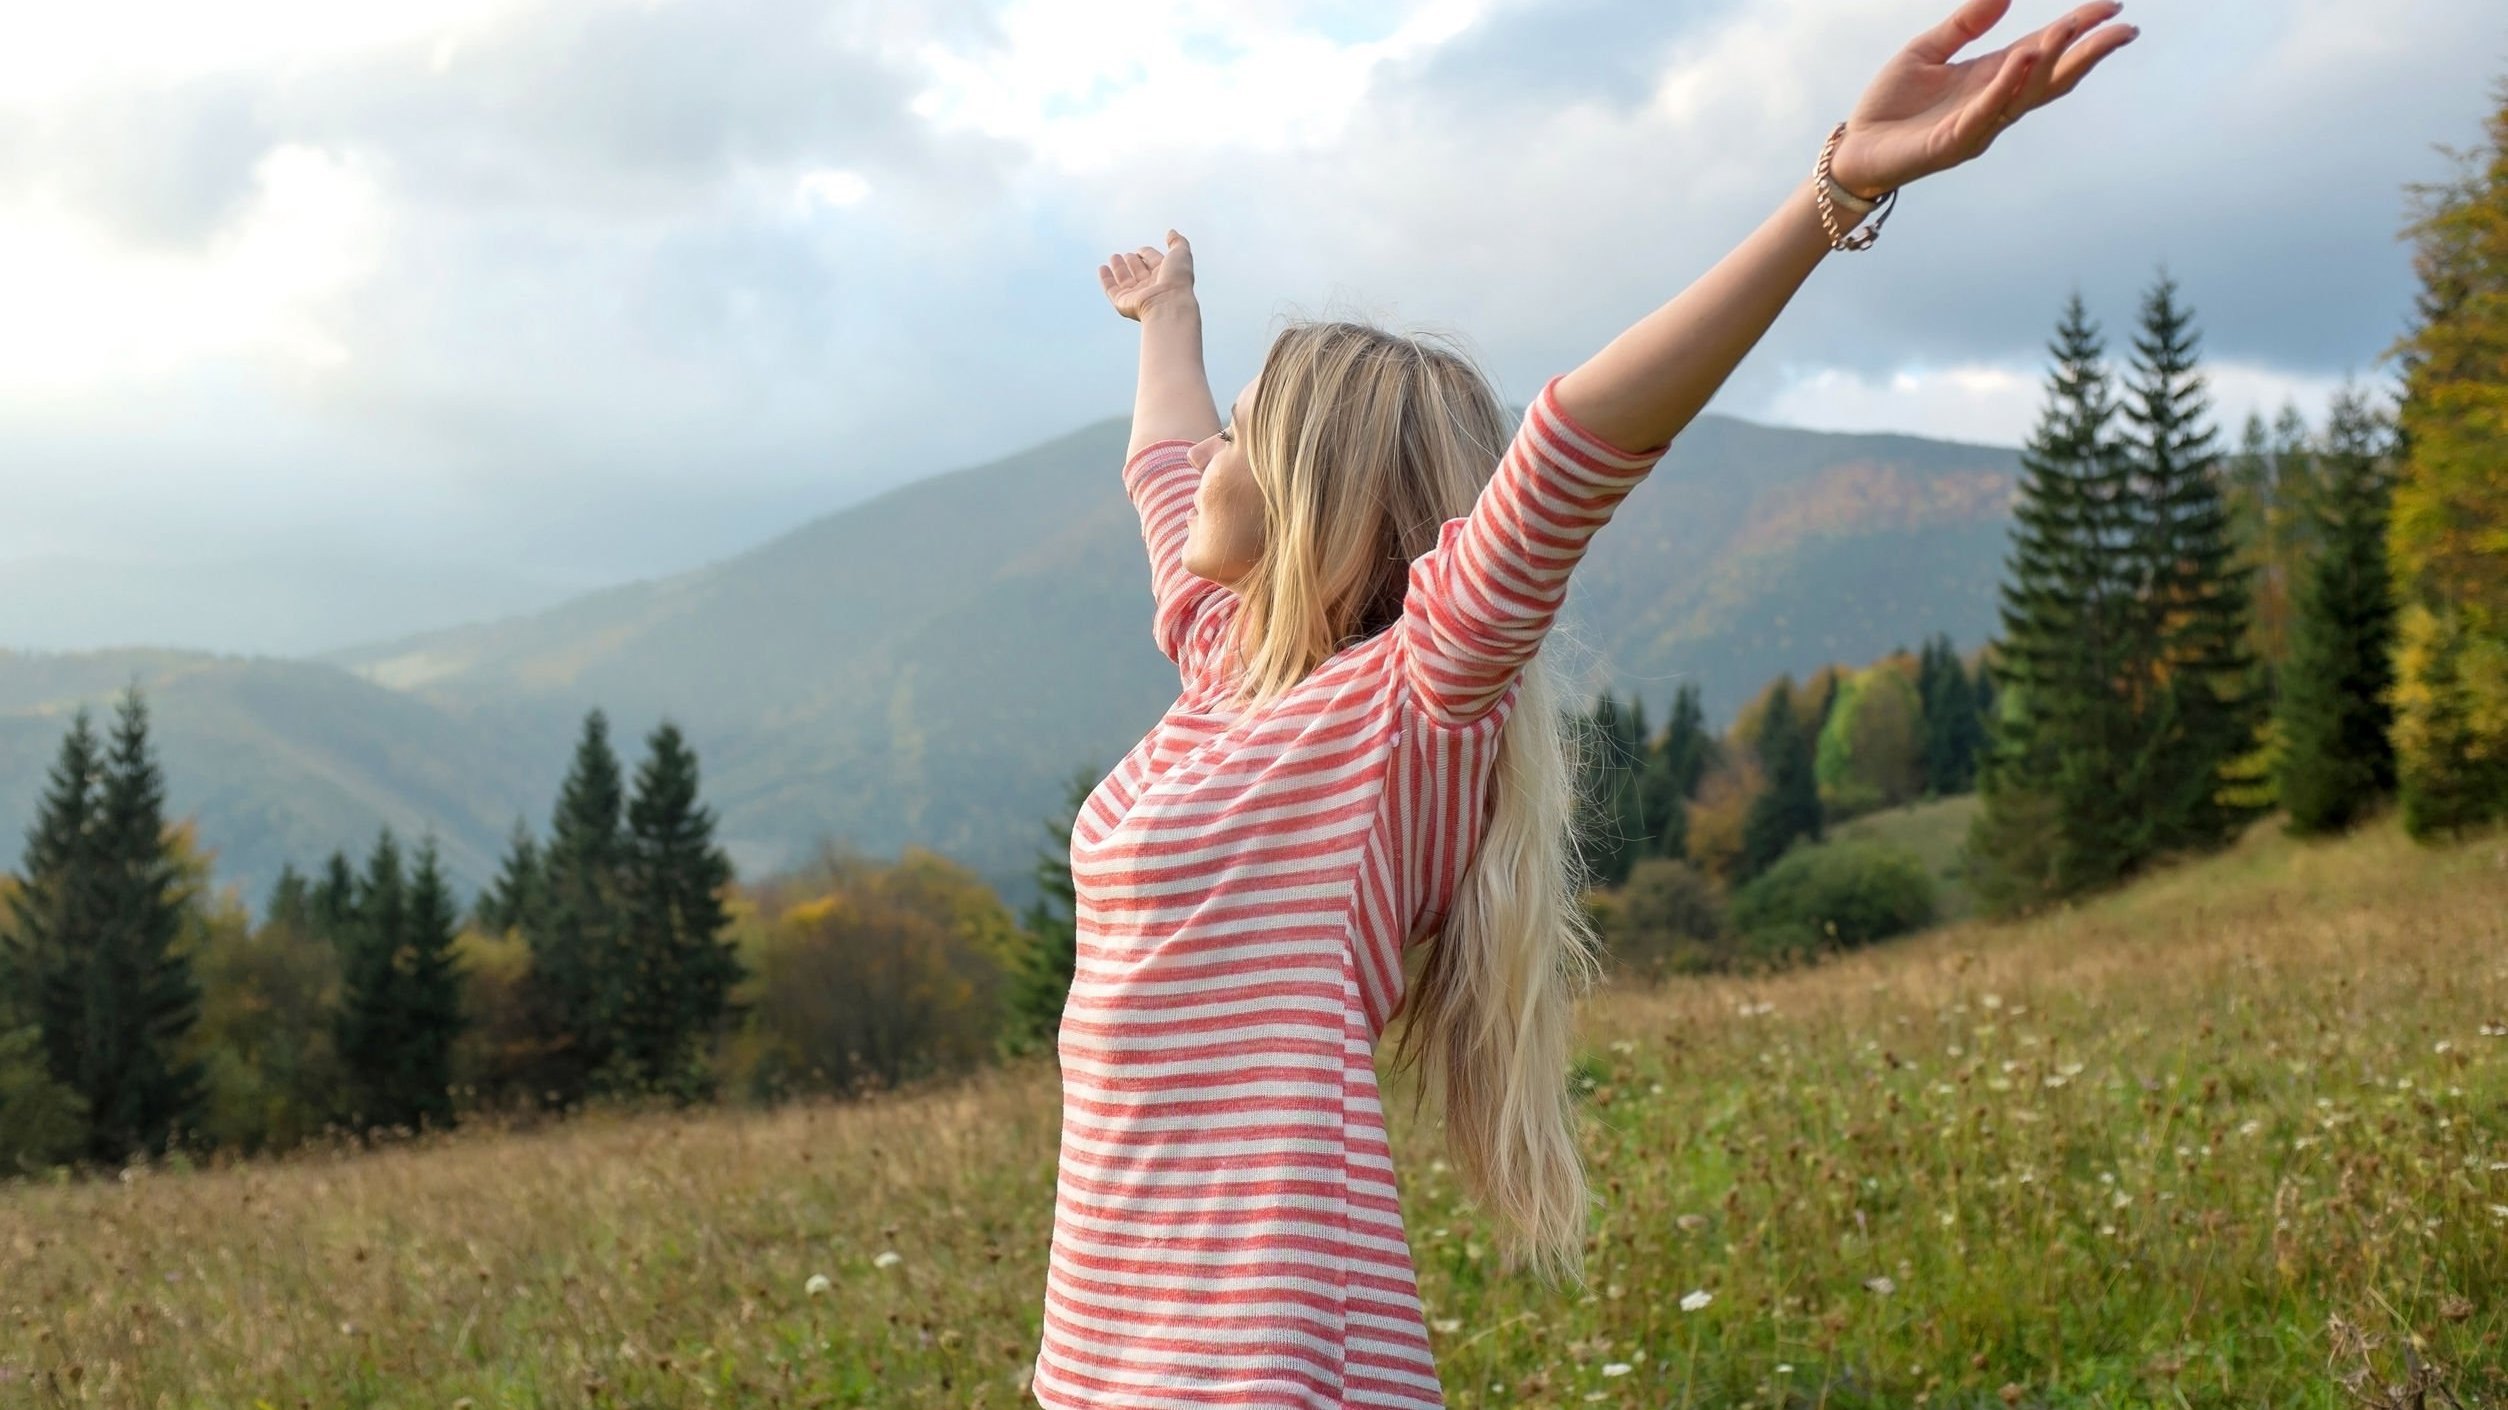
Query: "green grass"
1832 792 1984 919
3 814 2504 1408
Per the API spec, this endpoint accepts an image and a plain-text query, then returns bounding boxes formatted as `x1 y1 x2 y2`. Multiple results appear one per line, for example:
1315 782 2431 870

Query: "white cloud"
0 0 520 101
794 167 873 211
1758 357 2386 447
0 143 384 394
907 0 1491 171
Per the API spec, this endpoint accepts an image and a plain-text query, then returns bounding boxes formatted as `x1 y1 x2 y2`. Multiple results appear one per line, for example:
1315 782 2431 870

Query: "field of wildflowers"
4 815 2503 1407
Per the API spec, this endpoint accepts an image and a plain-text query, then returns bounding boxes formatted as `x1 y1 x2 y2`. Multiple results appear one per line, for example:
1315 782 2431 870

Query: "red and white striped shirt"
1034 377 1665 1409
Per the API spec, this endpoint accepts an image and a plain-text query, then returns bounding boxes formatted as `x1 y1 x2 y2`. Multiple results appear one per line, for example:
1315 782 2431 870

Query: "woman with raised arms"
1035 3 2135 1405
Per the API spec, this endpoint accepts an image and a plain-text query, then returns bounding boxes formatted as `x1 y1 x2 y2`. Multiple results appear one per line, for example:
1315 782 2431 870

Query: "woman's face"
1180 375 1267 589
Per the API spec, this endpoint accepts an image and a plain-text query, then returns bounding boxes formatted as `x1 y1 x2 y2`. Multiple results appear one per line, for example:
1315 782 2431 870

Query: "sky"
1 0 2499 655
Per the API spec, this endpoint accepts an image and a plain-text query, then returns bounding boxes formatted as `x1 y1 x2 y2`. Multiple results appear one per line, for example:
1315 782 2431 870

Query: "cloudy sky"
2 0 2499 655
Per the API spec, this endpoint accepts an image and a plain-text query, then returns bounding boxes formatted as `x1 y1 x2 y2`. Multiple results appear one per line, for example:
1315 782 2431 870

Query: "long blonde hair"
1223 319 1605 1283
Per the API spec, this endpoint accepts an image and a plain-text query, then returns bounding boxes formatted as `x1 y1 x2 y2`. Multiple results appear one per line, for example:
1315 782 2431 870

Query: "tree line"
0 699 744 1169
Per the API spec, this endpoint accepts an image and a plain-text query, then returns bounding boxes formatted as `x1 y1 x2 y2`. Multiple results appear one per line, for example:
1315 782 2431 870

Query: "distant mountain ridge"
0 410 2019 912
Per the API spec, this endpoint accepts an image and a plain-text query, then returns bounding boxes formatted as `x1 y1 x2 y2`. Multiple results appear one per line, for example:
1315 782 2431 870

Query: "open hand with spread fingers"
1826 0 2138 201
1098 230 1197 321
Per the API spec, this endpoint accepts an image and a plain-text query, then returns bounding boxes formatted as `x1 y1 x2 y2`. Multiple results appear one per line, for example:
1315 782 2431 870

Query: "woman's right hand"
1098 230 1196 321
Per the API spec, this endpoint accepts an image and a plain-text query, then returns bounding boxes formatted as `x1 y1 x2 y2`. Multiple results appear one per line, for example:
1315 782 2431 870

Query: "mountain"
2 410 2019 912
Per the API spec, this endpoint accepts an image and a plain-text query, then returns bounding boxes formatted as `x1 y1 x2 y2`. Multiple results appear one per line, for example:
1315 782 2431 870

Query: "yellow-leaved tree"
2388 73 2508 836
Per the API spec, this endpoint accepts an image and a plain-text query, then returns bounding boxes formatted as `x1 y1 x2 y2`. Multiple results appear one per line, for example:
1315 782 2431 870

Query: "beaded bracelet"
1814 120 1898 251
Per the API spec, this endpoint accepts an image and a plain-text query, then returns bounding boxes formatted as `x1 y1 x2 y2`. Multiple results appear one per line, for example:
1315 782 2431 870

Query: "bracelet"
1813 120 1897 251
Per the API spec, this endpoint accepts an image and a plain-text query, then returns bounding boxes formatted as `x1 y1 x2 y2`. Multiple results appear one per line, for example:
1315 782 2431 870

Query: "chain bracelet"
1814 120 1898 251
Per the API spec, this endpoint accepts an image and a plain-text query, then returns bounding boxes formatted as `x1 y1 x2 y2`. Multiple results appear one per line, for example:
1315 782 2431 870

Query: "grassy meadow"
4 814 2504 1408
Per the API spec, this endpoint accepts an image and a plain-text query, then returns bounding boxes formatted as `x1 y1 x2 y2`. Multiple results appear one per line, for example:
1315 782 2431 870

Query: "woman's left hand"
1828 0 2137 200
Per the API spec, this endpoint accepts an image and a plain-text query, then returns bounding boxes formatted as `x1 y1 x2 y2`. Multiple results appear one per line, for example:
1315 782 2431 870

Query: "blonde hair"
1223 319 1605 1284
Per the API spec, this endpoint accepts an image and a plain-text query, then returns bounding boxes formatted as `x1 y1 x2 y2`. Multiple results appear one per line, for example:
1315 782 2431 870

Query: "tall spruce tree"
475 820 544 936
1972 294 2142 909
399 840 466 1130
1739 679 1821 879
334 829 408 1131
1574 693 1650 888
1917 634 1985 795
57 690 206 1162
526 710 630 1102
619 722 738 1097
6 713 104 1067
1637 684 1713 861
1009 763 1099 1056
2120 268 2266 852
335 831 467 1134
2277 385 2400 833
309 850 358 947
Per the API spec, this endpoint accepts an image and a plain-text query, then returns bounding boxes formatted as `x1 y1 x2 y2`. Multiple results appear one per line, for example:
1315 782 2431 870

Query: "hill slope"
3 410 2018 905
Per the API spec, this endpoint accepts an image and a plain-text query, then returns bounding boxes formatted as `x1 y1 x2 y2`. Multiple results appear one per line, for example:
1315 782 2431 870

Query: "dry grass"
4 815 2504 1408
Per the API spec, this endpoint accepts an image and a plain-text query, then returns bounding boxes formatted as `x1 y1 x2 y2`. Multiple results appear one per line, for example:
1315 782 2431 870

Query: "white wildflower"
1680 1289 1713 1312
1601 1362 1634 1378
873 1250 903 1270
804 1273 832 1296
1863 1276 1896 1296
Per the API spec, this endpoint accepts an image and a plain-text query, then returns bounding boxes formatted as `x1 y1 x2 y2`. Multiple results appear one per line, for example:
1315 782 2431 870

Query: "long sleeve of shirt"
1394 376 1670 728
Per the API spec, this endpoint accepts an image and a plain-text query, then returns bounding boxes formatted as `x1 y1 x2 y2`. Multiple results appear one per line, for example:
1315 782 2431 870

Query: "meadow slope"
4 816 2504 1407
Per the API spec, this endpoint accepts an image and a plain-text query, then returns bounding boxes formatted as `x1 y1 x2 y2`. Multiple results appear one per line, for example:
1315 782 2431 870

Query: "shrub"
1603 859 1729 980
1731 839 1938 955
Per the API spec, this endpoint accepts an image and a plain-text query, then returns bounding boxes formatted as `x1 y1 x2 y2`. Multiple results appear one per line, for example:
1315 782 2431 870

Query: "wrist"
1138 291 1201 325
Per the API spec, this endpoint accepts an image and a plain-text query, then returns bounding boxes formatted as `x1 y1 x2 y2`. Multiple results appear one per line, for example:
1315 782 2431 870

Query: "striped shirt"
1034 377 1665 1409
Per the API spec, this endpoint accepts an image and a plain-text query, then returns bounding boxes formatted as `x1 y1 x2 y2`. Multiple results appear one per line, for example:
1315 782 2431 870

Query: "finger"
1097 264 1116 293
1111 253 1138 285
1954 47 2035 146
1908 0 2012 64
1136 244 1163 272
2042 22 2137 99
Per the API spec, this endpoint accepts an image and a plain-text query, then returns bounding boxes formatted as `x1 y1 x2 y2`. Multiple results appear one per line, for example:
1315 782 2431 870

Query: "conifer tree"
335 831 466 1134
475 820 544 935
1574 693 1650 888
619 722 738 1096
263 864 311 938
309 850 358 946
525 710 630 1101
2387 74 2508 837
2120 268 2265 852
1009 763 1098 1056
334 829 408 1131
1972 294 2141 909
1739 679 1820 880
399 839 466 1130
1917 634 1984 795
2277 383 2400 833
53 690 206 1162
6 713 104 1067
1637 684 1713 861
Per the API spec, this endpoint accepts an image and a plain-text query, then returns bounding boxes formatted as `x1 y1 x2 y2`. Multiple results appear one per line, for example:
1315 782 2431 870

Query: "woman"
1036 3 2135 1404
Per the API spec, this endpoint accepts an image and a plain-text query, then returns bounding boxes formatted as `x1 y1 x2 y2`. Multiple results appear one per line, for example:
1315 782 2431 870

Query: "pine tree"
2276 383 2400 833
525 710 630 1102
263 864 311 938
2121 268 2266 853
6 713 104 1077
619 722 738 1097
1008 763 1099 1056
1739 679 1820 879
2387 74 2508 837
1636 684 1713 861
309 850 358 947
399 839 466 1131
1574 693 1650 888
63 689 206 1162
1917 634 1984 795
334 829 408 1132
1972 294 2142 909
475 821 545 936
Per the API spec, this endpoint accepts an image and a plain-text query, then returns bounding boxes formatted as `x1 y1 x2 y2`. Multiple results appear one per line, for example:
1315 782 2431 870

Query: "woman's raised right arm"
1100 231 1221 458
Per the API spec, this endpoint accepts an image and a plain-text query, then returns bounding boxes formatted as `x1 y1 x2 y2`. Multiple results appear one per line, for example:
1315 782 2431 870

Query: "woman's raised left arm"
1554 0 2137 451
